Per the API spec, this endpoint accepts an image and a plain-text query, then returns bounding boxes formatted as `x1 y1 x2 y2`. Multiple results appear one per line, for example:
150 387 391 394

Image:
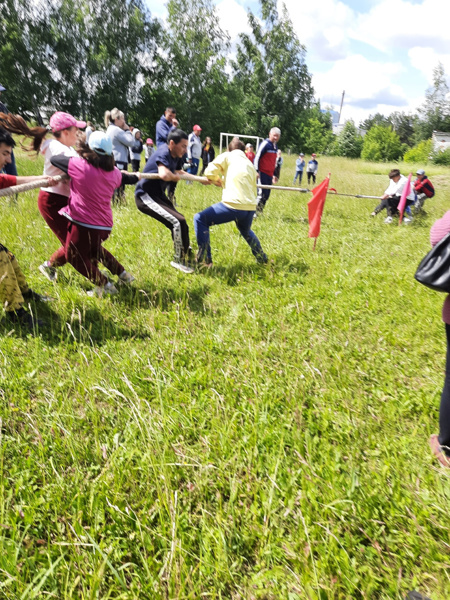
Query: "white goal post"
219 132 264 154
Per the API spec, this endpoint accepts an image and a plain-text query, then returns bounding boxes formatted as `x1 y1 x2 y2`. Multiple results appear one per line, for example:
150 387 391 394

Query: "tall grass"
1 150 450 599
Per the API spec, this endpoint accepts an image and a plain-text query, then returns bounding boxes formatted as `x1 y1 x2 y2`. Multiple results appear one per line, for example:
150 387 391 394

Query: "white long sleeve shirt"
384 175 415 200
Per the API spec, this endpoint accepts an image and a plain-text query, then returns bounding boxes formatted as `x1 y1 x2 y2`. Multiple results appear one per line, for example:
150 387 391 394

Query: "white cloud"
216 0 252 41
352 0 450 55
313 54 406 111
280 0 355 60
409 47 450 83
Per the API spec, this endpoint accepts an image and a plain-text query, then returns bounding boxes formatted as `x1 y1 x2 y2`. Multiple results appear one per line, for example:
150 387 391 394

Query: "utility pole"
339 90 345 123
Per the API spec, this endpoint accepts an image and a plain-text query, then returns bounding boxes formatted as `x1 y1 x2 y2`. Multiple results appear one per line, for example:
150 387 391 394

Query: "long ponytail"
104 108 124 129
0 113 48 153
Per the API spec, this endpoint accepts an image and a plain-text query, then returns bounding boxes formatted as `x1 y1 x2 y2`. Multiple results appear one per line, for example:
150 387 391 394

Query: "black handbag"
415 232 450 292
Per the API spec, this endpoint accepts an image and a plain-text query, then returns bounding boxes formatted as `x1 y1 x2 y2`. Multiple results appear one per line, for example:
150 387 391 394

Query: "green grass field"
1 149 450 599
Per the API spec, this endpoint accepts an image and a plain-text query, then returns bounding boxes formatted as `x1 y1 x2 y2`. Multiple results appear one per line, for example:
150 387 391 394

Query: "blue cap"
88 131 112 156
0 84 6 92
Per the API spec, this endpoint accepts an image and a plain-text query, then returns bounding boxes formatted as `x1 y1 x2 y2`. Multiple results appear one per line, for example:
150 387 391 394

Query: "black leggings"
439 323 450 455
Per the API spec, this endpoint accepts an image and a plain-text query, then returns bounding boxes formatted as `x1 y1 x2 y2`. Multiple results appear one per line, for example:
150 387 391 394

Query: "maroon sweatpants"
38 190 70 267
50 222 124 286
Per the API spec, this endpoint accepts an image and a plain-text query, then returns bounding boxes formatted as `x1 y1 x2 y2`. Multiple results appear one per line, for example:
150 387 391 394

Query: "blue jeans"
293 170 303 184
188 158 200 176
256 172 273 212
194 202 267 264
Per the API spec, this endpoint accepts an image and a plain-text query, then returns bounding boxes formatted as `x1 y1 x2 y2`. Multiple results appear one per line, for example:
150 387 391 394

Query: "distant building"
321 108 340 124
432 130 450 153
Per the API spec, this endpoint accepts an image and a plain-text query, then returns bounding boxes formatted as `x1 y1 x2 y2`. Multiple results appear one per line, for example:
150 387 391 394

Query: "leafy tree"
233 0 313 147
416 62 450 141
334 120 363 158
149 0 235 141
361 125 403 162
0 0 54 116
389 112 417 146
359 113 390 131
45 0 161 121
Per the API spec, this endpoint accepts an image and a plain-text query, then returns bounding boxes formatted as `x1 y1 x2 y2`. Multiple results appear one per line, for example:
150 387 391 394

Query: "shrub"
403 139 432 163
433 148 450 165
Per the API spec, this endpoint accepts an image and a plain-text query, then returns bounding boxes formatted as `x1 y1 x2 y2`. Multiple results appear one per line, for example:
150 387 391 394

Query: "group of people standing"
293 153 318 186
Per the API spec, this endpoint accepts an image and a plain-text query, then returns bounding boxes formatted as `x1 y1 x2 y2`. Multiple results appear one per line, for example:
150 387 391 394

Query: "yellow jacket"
204 149 257 211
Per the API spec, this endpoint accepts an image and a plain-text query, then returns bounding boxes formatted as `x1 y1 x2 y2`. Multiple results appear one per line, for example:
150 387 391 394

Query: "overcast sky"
145 0 448 126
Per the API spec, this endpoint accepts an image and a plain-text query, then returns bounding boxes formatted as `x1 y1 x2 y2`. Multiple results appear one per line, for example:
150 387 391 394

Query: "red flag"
398 173 412 224
308 176 330 239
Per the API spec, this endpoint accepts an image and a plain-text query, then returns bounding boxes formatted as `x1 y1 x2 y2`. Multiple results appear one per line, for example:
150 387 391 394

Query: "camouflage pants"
0 244 30 312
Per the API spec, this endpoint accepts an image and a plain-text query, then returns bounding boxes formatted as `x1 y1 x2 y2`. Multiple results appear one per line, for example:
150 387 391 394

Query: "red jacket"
254 139 278 177
415 176 435 198
0 174 17 189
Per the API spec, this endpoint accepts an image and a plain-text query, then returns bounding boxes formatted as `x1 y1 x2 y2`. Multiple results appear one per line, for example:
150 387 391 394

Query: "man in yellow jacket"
194 138 268 267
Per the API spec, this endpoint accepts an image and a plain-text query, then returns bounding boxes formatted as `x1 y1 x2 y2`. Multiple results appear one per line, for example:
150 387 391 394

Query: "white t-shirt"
384 174 415 201
40 138 77 196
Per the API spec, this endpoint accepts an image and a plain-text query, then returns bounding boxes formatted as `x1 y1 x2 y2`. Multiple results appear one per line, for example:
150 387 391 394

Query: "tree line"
1 0 448 161
331 63 450 164
1 0 328 150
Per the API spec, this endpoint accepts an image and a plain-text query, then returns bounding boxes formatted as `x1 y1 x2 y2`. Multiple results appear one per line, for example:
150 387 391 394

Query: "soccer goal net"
219 133 264 154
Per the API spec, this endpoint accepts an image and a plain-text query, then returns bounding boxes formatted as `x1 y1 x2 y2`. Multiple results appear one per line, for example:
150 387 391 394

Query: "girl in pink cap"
0 112 86 281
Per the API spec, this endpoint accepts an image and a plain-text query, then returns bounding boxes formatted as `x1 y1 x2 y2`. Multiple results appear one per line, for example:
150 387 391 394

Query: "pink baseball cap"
193 124 202 131
49 111 86 132
146 138 153 144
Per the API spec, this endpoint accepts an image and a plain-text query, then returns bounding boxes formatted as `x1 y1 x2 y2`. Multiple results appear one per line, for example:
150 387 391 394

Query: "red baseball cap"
193 124 202 131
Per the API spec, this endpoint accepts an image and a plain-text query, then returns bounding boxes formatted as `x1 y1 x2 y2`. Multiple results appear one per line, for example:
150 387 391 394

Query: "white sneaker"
118 270 135 283
87 282 119 297
384 216 393 224
170 260 194 274
39 261 57 282
403 216 412 223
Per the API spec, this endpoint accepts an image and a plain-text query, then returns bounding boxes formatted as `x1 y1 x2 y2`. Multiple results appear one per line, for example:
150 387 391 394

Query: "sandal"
429 434 450 468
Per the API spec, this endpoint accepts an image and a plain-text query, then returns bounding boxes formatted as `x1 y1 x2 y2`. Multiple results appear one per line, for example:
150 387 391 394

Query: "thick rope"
0 175 67 198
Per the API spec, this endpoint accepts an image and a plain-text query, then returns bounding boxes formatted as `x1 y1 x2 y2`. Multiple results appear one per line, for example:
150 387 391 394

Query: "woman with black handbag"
429 210 450 467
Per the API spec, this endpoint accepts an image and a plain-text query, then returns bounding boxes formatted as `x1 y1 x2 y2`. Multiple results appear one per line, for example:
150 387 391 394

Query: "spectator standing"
187 125 202 177
145 138 155 161
104 108 134 203
254 127 281 215
129 128 143 172
200 136 215 175
155 107 179 146
306 154 318 186
414 169 435 212
245 143 255 164
293 153 305 185
0 84 17 176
